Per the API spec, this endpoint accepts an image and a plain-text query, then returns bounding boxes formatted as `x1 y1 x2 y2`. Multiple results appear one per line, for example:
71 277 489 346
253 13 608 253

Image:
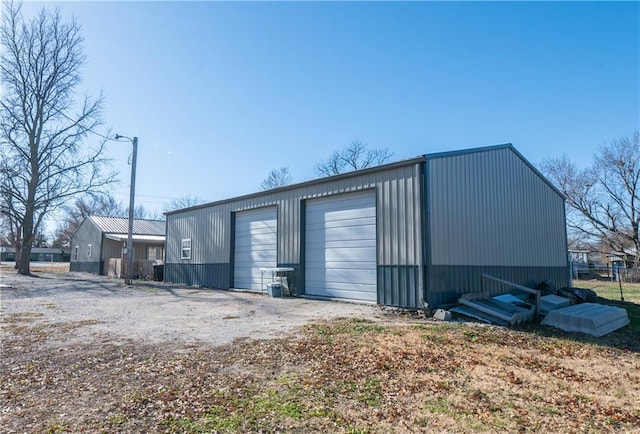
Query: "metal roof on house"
104 234 166 243
88 216 165 236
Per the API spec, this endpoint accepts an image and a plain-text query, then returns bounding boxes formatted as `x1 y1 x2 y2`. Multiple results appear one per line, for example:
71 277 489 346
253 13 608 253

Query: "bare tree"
163 194 205 213
316 140 393 176
541 131 640 272
260 167 292 190
0 1 116 274
51 194 125 247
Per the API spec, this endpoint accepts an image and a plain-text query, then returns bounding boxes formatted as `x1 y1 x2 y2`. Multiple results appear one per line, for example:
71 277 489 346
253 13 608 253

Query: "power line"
54 108 128 143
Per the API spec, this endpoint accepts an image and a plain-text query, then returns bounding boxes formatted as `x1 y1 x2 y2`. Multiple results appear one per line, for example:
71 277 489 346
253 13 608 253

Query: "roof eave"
165 155 426 216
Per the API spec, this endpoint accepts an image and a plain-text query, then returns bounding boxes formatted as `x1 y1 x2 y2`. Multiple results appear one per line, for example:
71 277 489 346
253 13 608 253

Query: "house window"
147 246 157 261
181 239 191 260
74 246 79 261
87 244 92 258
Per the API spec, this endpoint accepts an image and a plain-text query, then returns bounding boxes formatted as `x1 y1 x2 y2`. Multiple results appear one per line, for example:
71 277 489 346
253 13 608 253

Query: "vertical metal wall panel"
69 219 103 273
425 145 569 307
164 263 230 288
165 159 425 306
428 147 567 267
70 219 100 263
427 265 569 308
167 163 423 267
102 239 123 259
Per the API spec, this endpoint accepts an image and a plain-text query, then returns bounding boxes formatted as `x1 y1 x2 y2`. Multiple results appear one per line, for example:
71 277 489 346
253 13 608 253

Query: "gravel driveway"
0 271 382 346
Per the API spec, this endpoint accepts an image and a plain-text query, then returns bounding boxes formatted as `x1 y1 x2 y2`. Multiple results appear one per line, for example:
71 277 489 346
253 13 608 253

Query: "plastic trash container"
153 264 164 281
266 282 282 297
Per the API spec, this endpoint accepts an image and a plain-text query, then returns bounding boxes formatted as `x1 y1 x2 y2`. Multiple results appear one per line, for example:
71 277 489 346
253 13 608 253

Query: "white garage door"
305 191 377 301
234 207 277 290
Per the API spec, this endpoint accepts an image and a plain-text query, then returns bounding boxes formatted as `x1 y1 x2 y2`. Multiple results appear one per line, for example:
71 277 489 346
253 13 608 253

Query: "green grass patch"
313 318 387 336
576 281 640 304
359 378 383 407
322 378 383 408
576 281 640 339
46 421 68 434
346 427 371 434
425 397 451 414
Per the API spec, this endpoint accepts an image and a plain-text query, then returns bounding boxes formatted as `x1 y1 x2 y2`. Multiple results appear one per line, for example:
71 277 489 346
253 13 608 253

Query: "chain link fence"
571 263 640 283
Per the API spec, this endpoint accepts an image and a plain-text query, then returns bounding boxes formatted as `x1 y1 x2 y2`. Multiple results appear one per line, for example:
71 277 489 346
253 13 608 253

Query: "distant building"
607 248 638 269
164 144 569 309
568 249 590 279
0 246 67 262
70 216 165 277
568 249 589 265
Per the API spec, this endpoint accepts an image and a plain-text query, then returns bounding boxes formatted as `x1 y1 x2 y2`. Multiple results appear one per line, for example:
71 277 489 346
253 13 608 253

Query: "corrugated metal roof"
104 234 166 242
165 155 427 215
89 216 165 235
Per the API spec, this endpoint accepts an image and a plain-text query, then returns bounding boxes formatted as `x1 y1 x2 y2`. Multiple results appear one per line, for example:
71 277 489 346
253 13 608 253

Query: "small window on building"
74 246 79 261
181 239 191 260
147 246 157 261
87 244 92 258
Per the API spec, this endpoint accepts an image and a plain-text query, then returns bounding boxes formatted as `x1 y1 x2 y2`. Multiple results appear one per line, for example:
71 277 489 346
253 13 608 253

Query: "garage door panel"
304 283 377 302
306 263 377 274
244 243 277 252
323 230 375 243
305 191 377 301
324 247 377 262
307 195 373 210
305 281 376 293
306 218 376 231
307 240 376 251
323 261 377 270
309 268 376 283
234 208 277 290
307 210 375 222
236 229 276 239
307 227 375 242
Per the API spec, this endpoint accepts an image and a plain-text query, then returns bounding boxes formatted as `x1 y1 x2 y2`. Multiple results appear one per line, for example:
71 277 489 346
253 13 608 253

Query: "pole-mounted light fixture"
115 134 138 285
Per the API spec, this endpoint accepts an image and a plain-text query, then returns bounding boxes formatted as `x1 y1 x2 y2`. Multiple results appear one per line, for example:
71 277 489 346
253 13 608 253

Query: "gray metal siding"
425 146 569 307
70 261 101 274
164 263 230 288
102 238 123 259
378 266 422 308
70 219 103 268
427 265 569 307
428 147 567 267
165 161 425 305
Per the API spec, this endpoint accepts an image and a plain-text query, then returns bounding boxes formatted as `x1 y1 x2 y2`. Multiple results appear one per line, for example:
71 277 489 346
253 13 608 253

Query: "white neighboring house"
568 249 590 279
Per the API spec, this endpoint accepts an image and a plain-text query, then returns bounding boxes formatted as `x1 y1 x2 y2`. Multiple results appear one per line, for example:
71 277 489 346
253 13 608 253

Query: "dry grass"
0 262 70 273
2 304 639 433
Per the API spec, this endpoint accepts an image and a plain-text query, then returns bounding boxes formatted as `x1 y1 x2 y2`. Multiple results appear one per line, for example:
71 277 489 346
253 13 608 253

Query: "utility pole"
116 134 138 285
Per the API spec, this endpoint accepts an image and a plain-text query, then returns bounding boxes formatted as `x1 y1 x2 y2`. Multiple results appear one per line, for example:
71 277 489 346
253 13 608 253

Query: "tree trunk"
18 207 35 275
18 241 31 275
14 243 21 270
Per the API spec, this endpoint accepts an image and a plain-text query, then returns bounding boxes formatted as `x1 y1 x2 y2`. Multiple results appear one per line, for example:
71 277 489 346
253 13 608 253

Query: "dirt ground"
1 270 639 433
0 270 381 346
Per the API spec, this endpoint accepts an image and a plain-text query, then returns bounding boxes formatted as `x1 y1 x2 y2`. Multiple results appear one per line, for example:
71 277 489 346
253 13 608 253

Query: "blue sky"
19 1 640 223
